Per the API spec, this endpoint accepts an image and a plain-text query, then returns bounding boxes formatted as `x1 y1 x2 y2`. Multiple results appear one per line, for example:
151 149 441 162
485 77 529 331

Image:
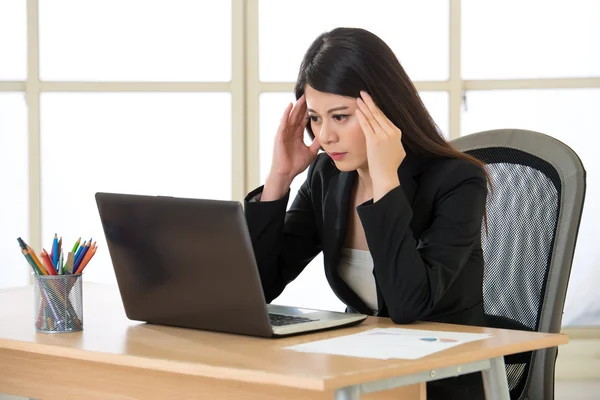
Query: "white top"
338 248 378 314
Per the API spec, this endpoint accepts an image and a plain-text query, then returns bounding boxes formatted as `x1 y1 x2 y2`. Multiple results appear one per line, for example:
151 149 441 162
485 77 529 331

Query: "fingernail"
360 91 368 97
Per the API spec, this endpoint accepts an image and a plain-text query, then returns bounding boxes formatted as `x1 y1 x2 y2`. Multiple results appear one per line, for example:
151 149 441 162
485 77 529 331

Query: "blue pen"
73 242 89 273
52 234 59 268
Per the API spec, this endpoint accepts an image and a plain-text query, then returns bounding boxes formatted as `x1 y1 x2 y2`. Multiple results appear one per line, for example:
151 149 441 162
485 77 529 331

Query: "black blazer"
244 151 487 325
244 152 489 400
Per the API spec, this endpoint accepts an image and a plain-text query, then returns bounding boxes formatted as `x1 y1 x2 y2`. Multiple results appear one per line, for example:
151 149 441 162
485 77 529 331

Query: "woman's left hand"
356 91 406 201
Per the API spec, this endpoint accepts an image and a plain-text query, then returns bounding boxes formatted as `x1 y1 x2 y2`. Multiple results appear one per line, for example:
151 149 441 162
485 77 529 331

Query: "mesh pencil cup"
33 274 83 333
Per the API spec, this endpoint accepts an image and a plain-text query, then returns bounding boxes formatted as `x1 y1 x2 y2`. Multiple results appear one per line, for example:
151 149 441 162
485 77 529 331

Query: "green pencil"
71 237 81 254
22 249 43 275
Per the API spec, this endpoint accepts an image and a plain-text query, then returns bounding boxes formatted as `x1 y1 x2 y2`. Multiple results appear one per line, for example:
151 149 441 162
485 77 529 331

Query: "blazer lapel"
323 170 354 247
321 152 429 316
322 171 373 315
322 157 420 257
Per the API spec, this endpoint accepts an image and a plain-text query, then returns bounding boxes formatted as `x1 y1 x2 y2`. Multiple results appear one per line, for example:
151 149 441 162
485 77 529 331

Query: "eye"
309 115 321 123
332 114 349 122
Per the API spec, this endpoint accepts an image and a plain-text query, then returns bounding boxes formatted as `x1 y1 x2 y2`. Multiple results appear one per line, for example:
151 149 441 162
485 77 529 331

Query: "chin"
330 159 361 172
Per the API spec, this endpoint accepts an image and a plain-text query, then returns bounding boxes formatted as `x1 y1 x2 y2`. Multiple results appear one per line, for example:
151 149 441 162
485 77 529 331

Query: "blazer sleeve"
243 162 322 303
356 160 488 324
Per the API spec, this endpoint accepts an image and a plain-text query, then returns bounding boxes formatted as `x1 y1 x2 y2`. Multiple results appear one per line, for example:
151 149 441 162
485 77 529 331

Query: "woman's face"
304 85 368 172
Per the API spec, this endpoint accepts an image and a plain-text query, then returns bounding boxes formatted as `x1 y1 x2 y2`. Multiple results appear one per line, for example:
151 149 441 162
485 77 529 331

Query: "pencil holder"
33 274 83 333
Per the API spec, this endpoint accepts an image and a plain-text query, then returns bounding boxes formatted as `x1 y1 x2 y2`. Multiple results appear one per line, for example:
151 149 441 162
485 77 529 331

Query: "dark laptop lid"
95 192 274 336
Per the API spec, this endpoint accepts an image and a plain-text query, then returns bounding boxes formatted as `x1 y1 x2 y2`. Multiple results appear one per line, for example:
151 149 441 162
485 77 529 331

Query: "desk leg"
334 358 510 400
482 356 510 400
335 386 360 400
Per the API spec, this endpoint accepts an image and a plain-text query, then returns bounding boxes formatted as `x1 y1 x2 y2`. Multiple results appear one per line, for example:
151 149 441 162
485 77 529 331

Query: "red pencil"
40 249 57 275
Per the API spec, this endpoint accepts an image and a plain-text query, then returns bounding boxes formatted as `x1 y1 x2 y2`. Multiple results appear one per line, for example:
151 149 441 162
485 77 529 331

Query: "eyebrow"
307 106 350 114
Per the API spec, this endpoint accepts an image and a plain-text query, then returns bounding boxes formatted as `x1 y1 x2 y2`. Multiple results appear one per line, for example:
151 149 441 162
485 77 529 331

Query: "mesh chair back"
451 129 586 400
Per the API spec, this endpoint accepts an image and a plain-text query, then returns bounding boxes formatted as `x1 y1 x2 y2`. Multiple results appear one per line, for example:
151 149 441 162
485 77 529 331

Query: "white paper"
285 328 492 360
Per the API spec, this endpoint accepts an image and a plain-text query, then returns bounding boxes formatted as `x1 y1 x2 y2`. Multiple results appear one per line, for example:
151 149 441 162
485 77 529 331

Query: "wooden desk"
0 283 567 400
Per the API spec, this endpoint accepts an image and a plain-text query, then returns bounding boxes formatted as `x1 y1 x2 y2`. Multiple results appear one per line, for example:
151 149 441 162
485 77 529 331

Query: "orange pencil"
76 242 94 273
26 246 47 275
77 244 97 274
40 249 57 275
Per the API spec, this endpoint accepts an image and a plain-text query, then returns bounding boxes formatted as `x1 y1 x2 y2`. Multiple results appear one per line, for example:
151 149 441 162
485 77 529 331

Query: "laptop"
95 192 367 338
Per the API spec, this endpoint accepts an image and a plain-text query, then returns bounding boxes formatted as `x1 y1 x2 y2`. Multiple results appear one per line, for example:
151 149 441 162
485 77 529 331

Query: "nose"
319 121 339 145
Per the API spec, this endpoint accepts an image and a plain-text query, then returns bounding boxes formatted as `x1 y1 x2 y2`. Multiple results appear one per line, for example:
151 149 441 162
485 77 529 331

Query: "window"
39 0 232 81
0 0 26 80
40 92 231 284
3 1 600 328
0 93 29 288
420 91 449 138
259 0 449 82
462 0 600 79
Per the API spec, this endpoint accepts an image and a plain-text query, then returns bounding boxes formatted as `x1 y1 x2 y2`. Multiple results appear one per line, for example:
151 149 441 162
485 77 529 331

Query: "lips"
328 152 347 161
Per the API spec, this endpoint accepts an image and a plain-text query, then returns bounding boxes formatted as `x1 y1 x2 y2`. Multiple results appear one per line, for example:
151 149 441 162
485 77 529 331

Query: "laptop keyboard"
269 313 318 326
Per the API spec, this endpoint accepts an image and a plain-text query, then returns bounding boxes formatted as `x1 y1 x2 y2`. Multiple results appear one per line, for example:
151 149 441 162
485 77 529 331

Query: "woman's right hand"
261 95 320 201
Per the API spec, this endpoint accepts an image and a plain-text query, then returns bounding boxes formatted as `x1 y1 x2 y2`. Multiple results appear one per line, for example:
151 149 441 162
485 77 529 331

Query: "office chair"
451 128 586 400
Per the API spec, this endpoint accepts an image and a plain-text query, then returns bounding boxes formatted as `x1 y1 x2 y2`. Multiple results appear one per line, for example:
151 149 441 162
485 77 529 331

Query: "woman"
244 27 489 400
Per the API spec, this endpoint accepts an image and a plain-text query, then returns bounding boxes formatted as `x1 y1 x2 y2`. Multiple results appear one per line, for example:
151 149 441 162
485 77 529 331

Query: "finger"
374 105 400 138
359 91 393 135
356 97 385 136
277 102 294 136
355 108 375 138
308 136 321 154
359 91 381 117
289 95 306 126
361 92 401 138
289 94 307 126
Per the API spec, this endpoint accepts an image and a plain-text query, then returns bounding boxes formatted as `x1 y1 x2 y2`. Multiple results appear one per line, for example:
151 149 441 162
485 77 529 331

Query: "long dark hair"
294 27 488 180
